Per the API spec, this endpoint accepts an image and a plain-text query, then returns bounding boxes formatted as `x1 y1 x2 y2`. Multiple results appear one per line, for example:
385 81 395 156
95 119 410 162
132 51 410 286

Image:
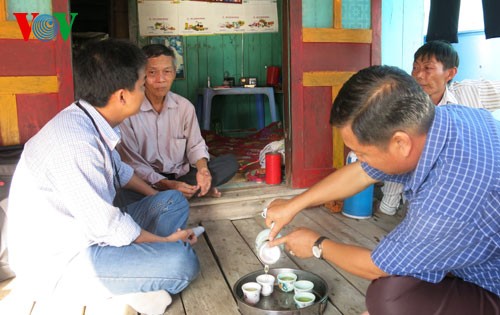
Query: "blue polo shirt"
363 105 500 296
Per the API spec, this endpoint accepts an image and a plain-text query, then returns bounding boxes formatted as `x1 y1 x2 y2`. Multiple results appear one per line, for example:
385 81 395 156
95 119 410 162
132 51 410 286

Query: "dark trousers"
176 154 239 188
117 154 239 207
366 275 500 315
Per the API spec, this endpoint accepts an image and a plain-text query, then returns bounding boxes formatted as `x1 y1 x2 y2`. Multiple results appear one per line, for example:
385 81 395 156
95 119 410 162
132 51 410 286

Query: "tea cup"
294 280 314 294
294 291 316 308
277 272 297 292
242 282 262 305
256 274 275 296
255 228 282 265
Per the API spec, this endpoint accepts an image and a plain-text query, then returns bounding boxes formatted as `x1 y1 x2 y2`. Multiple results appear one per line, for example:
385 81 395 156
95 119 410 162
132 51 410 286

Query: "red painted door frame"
284 0 381 188
0 0 73 146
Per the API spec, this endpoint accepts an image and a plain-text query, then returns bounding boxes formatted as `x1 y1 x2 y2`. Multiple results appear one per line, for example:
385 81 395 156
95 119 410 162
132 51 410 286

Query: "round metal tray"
233 268 329 315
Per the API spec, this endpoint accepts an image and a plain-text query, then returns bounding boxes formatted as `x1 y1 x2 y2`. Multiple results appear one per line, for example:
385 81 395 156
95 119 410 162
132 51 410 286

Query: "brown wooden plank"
189 197 275 224
180 232 239 315
190 185 306 207
188 186 305 224
330 208 396 245
202 220 263 287
164 294 184 315
306 207 383 248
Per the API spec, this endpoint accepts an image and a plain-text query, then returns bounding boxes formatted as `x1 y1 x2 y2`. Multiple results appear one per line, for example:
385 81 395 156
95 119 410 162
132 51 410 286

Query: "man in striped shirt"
380 40 500 216
265 65 499 314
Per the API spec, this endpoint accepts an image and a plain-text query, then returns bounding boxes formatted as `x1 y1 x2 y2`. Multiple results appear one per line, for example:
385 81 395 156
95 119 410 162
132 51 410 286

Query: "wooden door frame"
282 0 292 186
282 0 381 188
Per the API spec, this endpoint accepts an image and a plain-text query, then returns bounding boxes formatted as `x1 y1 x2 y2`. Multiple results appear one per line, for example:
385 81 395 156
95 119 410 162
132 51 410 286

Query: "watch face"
312 246 321 258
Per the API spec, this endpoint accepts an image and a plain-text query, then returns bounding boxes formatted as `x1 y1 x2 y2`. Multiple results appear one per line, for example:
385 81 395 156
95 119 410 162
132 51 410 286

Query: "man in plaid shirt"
265 65 499 314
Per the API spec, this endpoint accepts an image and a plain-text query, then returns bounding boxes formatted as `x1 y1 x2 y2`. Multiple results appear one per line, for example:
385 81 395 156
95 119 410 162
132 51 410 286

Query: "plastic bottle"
342 151 374 219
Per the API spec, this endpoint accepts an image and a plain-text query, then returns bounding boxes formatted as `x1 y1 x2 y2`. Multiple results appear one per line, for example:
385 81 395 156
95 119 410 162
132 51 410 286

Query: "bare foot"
360 311 370 315
206 187 222 198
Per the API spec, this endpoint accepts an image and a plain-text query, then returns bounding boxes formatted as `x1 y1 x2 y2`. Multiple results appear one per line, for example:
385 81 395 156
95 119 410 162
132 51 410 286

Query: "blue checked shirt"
8 100 141 278
363 105 500 296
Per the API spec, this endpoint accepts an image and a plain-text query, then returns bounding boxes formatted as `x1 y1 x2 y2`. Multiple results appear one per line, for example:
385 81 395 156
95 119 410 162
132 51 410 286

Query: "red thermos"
266 66 280 87
265 152 281 185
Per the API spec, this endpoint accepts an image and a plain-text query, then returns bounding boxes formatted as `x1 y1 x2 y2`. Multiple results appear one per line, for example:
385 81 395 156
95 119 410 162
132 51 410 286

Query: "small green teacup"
294 291 316 308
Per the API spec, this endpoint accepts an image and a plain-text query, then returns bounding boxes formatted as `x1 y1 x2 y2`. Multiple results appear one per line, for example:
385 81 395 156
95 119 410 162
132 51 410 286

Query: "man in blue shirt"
7 39 199 314
265 65 499 314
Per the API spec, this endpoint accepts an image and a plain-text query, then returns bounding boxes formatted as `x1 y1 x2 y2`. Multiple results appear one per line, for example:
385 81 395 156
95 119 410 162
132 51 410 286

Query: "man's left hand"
271 227 320 259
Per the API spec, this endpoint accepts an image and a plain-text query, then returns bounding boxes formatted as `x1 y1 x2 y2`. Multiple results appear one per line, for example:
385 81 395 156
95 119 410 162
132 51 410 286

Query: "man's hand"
196 167 212 197
271 227 320 258
134 228 197 245
155 179 199 199
265 198 300 243
165 228 198 245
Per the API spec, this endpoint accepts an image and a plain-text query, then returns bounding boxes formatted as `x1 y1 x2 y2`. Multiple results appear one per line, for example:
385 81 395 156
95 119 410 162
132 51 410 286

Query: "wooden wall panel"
0 0 74 146
290 85 333 187
302 86 332 169
0 40 56 76
0 94 19 146
0 76 58 94
16 93 60 144
302 42 371 72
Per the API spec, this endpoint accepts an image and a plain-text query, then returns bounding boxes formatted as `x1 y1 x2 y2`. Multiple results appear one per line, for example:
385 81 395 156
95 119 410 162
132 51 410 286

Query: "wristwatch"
312 236 329 259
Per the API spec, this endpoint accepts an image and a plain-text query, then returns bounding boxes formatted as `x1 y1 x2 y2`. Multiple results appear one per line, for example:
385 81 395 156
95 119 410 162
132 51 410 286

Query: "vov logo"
13 12 78 42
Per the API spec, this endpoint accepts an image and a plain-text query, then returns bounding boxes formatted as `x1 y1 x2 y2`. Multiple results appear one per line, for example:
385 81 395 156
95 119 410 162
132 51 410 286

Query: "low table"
196 87 279 130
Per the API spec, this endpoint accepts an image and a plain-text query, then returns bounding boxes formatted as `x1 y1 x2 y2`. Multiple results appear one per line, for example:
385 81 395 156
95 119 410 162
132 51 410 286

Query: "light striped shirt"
439 79 500 112
118 92 209 185
363 105 500 296
8 100 140 284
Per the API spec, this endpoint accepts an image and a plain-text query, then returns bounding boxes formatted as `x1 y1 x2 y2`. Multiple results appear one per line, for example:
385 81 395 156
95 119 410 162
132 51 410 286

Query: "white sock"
113 290 172 315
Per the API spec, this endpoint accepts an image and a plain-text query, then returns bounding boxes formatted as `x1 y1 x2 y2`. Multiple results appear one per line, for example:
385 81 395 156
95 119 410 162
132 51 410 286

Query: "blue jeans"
53 190 200 302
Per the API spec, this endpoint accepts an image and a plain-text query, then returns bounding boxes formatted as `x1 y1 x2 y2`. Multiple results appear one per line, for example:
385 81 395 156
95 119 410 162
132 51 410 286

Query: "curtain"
426 0 500 42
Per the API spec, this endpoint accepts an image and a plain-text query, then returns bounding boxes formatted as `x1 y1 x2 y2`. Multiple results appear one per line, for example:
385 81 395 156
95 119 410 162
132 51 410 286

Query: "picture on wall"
149 36 185 79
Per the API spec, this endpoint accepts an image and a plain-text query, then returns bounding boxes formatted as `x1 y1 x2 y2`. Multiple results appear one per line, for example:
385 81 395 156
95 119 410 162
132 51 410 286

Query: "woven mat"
202 122 284 174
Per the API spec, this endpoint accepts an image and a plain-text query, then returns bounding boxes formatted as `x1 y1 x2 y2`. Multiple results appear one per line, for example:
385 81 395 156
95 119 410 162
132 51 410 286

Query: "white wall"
381 0 425 74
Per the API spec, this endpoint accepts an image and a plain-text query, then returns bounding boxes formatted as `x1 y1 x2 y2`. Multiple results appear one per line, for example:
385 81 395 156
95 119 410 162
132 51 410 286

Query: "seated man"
118 44 239 199
380 40 500 215
266 65 499 315
6 39 199 315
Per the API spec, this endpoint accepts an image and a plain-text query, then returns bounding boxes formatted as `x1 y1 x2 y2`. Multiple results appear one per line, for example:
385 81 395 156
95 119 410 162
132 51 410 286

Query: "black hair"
330 65 435 147
74 38 147 107
414 40 459 70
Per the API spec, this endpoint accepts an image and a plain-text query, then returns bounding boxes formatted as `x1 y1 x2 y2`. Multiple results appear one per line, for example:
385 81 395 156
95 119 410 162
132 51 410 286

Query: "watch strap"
314 236 328 259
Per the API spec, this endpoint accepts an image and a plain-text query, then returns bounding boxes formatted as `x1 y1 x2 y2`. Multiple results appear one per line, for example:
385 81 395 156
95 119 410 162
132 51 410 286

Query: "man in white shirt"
380 40 500 215
118 44 238 199
6 39 199 315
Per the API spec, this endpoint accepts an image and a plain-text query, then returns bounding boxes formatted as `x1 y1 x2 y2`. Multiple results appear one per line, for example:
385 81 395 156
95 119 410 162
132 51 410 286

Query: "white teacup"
256 274 275 296
277 272 297 292
294 280 314 294
294 291 316 308
255 229 282 265
242 282 262 305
